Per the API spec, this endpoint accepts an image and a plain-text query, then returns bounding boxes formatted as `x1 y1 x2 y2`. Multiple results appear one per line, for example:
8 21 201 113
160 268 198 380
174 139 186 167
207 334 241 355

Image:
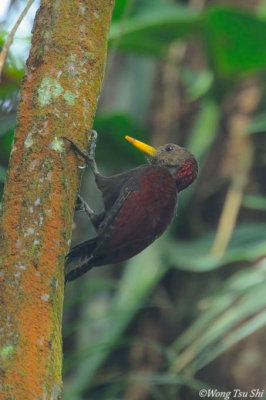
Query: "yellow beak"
125 136 157 157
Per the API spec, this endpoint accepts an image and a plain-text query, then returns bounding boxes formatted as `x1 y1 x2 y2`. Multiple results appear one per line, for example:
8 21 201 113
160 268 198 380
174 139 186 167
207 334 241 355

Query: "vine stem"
0 0 36 81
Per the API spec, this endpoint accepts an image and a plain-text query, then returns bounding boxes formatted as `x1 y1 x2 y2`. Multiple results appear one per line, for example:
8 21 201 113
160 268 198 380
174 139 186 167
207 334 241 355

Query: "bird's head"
125 136 198 191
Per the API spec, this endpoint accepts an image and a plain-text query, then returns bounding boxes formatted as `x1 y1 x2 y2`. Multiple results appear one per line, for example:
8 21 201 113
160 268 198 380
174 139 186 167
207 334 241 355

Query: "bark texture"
0 0 114 398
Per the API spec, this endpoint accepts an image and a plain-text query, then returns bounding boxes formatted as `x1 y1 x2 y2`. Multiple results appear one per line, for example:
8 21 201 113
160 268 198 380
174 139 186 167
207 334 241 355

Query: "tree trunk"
0 1 114 398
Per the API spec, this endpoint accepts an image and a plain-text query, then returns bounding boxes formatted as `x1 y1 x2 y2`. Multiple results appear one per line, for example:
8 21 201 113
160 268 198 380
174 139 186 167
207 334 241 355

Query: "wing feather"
95 168 141 211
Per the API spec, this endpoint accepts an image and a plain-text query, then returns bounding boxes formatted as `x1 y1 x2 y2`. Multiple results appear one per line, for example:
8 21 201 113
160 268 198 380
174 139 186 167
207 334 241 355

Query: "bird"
64 131 198 283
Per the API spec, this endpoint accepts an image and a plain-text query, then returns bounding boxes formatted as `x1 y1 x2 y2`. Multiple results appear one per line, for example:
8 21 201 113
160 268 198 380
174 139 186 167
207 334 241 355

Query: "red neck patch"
176 158 198 191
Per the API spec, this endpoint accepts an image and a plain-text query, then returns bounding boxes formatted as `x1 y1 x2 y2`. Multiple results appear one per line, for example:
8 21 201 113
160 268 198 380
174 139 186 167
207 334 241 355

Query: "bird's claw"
75 194 86 212
87 130 97 160
62 132 99 175
77 153 95 169
62 137 88 159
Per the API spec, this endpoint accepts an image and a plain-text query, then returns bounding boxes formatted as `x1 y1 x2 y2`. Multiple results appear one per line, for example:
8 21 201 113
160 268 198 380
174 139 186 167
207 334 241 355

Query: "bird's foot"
75 194 92 213
87 129 97 160
62 131 99 175
75 194 97 220
75 194 86 212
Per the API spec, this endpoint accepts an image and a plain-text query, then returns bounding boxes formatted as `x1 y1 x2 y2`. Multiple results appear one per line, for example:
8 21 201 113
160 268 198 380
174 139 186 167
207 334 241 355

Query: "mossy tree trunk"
0 1 114 398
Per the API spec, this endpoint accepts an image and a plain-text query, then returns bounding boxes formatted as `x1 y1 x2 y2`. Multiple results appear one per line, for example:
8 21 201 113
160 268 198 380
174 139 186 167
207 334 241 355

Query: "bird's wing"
92 166 177 265
92 181 149 264
95 167 142 212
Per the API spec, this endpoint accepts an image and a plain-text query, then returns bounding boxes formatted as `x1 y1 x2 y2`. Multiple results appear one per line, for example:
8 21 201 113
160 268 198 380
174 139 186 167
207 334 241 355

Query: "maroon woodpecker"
64 131 198 283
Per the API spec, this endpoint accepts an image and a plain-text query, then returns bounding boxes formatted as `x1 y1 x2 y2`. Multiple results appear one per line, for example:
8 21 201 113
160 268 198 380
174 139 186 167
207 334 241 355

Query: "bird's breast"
94 166 178 264
136 167 178 234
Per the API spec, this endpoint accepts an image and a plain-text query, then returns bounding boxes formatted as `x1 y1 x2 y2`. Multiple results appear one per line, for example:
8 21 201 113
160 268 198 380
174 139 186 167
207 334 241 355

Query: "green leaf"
0 31 7 47
181 68 213 100
109 6 266 79
109 7 201 56
0 113 16 138
242 195 266 210
112 0 131 21
0 165 7 183
192 310 266 373
247 112 266 134
205 7 266 76
170 263 266 374
171 267 266 354
93 112 147 166
63 245 168 399
187 97 220 161
256 0 266 19
173 97 220 228
165 223 266 271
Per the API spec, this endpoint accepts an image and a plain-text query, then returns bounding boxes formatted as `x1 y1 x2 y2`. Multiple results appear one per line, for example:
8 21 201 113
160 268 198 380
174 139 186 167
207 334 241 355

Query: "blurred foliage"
1 0 266 399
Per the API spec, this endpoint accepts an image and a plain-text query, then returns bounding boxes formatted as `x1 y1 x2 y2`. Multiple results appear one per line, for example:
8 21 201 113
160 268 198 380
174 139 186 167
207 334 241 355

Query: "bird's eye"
165 145 174 152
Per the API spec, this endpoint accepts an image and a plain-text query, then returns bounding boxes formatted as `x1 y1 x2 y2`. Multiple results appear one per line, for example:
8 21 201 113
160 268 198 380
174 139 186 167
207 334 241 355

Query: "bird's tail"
65 238 97 283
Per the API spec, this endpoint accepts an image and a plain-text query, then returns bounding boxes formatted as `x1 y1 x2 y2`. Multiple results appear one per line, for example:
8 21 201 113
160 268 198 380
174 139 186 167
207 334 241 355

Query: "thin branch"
210 82 262 257
0 0 36 81
210 142 253 257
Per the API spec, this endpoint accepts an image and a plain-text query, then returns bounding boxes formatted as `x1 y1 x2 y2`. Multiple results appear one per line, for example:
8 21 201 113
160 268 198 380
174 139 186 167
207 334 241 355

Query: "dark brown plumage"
64 133 198 283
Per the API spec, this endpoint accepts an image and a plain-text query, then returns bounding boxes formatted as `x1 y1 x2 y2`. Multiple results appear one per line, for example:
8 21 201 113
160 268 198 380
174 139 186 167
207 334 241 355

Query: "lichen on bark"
0 0 114 398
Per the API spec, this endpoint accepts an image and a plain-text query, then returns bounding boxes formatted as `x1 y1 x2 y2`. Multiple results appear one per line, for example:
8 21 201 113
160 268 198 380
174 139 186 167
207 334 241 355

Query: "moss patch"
64 90 77 105
38 77 64 107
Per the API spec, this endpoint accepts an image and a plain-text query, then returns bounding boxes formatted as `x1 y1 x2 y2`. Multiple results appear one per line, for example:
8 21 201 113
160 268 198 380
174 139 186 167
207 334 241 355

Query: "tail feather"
65 238 97 283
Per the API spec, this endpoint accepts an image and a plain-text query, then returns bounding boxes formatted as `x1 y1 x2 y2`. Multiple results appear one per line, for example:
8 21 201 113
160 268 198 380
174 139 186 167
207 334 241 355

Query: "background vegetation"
1 0 266 399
